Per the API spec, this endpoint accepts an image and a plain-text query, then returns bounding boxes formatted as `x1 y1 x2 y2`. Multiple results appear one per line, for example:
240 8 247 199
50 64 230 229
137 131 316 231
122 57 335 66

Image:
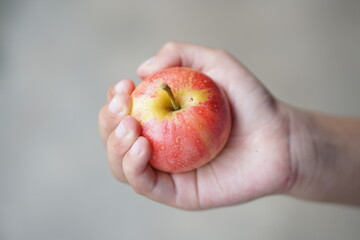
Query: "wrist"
286 106 360 205
283 105 318 199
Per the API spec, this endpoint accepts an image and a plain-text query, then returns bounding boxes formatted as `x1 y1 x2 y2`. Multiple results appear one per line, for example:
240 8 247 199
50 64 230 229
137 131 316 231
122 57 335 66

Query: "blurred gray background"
1 0 360 239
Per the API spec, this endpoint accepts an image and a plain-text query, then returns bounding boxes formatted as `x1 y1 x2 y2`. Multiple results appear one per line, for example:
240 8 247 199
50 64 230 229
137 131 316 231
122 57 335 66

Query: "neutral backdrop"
1 1 360 240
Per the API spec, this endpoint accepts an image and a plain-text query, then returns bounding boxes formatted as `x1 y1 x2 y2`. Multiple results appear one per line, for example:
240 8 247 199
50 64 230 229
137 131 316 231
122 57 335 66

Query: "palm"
164 66 291 209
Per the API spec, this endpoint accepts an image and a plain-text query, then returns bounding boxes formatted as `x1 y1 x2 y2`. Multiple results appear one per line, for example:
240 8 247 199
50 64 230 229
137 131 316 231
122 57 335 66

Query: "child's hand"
98 42 294 209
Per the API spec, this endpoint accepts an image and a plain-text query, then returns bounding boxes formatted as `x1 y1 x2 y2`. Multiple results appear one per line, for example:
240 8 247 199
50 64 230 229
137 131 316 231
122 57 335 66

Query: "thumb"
136 42 261 105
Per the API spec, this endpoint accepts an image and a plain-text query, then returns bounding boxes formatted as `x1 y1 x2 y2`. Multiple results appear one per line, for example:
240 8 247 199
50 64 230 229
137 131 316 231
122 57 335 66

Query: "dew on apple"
130 67 231 172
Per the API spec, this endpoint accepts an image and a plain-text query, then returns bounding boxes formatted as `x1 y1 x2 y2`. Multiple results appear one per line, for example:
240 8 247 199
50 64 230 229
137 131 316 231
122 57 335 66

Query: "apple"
131 67 231 173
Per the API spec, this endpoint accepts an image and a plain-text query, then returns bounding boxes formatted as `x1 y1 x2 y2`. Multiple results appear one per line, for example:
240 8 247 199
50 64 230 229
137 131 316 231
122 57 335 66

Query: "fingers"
122 137 180 206
106 115 180 208
98 79 135 145
106 116 141 182
106 117 198 209
136 42 254 98
106 78 135 101
122 137 156 191
137 41 235 79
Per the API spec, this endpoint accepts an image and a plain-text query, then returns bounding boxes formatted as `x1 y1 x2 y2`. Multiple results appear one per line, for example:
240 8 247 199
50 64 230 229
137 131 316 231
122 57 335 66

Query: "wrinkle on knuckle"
107 135 128 156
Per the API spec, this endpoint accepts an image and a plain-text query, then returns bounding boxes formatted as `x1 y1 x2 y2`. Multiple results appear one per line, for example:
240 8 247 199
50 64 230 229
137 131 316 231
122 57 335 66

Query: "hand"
98 42 294 209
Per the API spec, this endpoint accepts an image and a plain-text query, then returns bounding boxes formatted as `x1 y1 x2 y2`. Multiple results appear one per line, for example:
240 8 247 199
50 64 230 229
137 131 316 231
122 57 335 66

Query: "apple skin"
131 67 231 173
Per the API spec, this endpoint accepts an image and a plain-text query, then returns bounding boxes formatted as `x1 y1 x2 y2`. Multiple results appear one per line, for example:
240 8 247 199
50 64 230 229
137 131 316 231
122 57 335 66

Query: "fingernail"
129 140 141 155
115 80 126 94
115 120 128 138
108 95 122 113
139 56 156 68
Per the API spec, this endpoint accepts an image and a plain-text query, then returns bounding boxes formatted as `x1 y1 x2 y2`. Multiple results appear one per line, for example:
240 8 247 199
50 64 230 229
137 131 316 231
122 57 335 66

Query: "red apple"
131 67 231 173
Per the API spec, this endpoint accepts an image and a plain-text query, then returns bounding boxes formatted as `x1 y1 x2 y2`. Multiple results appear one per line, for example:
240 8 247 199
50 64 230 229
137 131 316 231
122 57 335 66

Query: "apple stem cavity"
161 83 180 111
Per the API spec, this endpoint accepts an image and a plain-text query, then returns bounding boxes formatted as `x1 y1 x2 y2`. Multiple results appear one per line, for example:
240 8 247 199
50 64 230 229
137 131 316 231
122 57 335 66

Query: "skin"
98 42 360 210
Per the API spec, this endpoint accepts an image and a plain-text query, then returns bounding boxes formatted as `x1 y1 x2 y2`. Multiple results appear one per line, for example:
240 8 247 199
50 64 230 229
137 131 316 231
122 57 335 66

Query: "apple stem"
161 83 180 111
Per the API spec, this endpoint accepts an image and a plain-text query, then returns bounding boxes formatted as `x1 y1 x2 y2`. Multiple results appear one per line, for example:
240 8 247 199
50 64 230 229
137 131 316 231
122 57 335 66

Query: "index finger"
137 42 229 79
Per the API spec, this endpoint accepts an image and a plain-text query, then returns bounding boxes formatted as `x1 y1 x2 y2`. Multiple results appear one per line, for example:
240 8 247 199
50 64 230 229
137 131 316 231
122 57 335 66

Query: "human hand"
98 42 294 209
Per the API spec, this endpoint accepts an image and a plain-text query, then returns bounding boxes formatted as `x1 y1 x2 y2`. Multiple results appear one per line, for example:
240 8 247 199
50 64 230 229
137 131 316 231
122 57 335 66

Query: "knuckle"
215 49 230 58
120 93 132 109
98 106 108 127
99 107 116 130
107 137 128 157
131 179 153 196
132 188 145 195
107 88 114 101
163 41 180 51
131 183 147 195
121 159 133 174
122 157 140 177
112 171 127 183
123 163 152 195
